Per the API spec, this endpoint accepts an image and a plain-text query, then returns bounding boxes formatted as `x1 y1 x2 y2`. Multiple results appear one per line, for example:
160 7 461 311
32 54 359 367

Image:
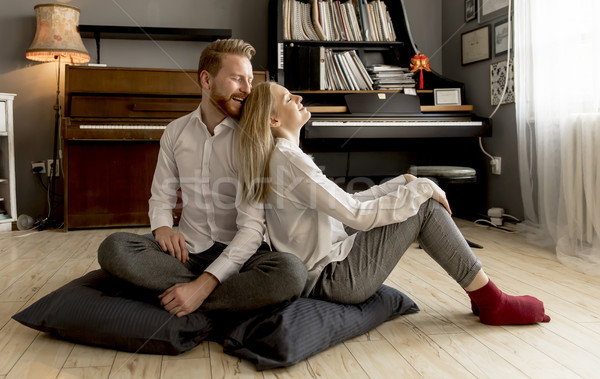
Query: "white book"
326 49 343 89
364 3 371 40
346 2 363 42
339 52 361 90
376 0 390 41
327 0 341 41
341 3 355 41
343 51 366 89
333 0 348 41
311 0 326 40
318 46 328 90
320 2 332 40
283 0 291 40
349 50 373 89
368 3 381 41
333 52 352 89
301 3 320 40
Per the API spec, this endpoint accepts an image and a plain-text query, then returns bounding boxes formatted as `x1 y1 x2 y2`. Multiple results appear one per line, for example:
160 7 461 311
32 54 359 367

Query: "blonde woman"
237 81 550 325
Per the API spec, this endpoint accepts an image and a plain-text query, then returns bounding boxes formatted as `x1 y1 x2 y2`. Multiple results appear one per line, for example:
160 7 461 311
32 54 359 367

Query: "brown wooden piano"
62 66 266 230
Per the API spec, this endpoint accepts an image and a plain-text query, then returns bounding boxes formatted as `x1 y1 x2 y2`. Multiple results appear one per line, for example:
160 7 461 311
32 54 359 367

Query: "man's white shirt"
149 105 265 283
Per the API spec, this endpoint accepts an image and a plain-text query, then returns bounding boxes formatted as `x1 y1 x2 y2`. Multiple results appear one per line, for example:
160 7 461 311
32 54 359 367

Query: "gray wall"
0 0 270 220
441 0 522 219
1 0 519 223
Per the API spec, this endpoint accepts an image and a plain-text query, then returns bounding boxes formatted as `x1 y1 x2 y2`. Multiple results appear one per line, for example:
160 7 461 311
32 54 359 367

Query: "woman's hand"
421 178 452 215
403 173 417 183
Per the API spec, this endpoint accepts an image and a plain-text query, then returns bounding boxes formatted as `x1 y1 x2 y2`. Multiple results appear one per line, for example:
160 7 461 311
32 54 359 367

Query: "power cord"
478 0 513 169
474 218 515 232
473 207 520 232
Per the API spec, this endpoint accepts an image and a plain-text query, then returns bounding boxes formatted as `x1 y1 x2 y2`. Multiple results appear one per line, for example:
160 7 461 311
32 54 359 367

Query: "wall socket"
491 156 502 175
47 159 59 177
31 161 46 174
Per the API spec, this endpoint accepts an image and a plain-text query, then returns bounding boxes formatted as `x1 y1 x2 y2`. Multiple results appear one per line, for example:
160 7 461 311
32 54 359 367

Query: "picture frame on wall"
493 19 509 56
490 59 515 105
465 0 476 22
477 0 509 24
461 26 490 65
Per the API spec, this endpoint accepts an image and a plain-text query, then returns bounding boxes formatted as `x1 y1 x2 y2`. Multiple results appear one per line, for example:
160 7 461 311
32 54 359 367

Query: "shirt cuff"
204 255 240 283
150 213 174 232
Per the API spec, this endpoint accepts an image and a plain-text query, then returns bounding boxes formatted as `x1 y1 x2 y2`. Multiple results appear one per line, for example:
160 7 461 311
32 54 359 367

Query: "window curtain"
514 0 600 275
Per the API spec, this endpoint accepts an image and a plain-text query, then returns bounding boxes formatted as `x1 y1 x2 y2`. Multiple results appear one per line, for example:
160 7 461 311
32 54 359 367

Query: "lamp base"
36 217 63 231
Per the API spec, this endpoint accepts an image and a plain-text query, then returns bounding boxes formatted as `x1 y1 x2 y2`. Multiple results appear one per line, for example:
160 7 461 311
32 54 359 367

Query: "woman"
237 81 550 325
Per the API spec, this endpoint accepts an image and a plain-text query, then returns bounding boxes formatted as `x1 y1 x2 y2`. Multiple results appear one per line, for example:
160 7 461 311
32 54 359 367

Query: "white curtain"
514 0 600 275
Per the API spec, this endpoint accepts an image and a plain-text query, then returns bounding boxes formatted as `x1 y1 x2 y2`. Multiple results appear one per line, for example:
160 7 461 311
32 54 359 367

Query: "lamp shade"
26 3 90 63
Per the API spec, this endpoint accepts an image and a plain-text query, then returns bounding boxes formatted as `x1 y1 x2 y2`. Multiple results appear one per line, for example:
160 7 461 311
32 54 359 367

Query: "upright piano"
62 66 266 230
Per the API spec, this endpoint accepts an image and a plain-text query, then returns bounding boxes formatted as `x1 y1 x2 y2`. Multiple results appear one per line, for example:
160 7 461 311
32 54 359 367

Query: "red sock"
467 280 551 325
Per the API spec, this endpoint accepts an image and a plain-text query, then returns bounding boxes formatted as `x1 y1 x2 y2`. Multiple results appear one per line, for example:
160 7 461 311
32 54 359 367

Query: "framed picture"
461 26 490 65
465 0 476 22
434 89 462 106
490 59 514 105
478 0 509 24
493 19 509 56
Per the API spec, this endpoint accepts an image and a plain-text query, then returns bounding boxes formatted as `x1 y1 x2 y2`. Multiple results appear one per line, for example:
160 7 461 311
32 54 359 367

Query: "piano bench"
408 165 482 249
408 165 477 184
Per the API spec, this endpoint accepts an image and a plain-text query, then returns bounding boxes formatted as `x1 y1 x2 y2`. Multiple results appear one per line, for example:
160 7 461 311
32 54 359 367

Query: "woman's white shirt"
266 138 434 292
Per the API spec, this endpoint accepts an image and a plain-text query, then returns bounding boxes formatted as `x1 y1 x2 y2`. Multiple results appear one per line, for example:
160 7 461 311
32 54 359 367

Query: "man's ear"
199 70 211 90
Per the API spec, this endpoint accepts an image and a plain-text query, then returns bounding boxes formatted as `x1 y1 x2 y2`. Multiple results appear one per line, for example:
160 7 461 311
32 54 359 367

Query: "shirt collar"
195 104 238 134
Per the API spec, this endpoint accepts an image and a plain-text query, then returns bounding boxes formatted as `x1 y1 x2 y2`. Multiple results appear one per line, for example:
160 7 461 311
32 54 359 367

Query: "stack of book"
284 46 373 91
325 49 373 90
283 0 396 42
367 64 416 90
0 198 8 220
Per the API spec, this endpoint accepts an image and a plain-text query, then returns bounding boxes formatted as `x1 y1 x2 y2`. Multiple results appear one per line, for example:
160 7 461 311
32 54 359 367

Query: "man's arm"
159 189 266 317
159 272 219 317
148 127 191 261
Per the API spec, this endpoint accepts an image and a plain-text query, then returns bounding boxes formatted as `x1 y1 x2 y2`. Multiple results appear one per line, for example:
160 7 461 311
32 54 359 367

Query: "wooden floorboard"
0 219 598 378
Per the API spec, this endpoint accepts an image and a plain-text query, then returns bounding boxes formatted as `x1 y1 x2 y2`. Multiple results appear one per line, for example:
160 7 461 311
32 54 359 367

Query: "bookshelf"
268 0 466 107
0 93 16 232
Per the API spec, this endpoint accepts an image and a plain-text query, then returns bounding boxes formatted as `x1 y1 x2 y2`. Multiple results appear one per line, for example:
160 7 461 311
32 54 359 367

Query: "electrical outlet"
491 156 502 175
47 159 59 177
31 161 46 174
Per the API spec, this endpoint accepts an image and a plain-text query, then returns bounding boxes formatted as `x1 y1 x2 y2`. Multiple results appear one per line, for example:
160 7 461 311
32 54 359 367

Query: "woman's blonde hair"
237 81 277 204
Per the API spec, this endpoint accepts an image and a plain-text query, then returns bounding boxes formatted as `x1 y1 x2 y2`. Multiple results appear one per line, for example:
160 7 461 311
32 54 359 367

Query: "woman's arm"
276 151 434 231
350 174 417 201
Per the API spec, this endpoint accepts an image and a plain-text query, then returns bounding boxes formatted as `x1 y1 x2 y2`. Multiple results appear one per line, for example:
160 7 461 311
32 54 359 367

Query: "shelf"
79 25 232 64
293 90 429 94
421 105 473 112
306 105 474 114
283 40 404 48
79 25 232 42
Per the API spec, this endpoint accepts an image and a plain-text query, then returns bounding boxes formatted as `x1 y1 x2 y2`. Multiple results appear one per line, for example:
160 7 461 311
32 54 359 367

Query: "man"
98 39 306 317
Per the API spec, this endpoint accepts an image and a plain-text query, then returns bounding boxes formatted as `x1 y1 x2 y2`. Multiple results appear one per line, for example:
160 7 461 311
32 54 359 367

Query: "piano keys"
305 114 491 139
302 92 490 139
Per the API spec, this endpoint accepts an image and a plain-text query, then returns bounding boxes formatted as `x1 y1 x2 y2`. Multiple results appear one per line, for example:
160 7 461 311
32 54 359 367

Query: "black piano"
267 0 490 217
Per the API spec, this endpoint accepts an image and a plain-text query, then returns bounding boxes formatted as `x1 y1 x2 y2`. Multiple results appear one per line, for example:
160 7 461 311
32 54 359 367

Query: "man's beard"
209 89 244 119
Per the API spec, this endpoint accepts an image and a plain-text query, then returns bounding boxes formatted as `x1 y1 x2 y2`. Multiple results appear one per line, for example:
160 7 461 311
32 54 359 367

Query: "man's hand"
158 272 220 317
153 226 189 263
421 178 452 215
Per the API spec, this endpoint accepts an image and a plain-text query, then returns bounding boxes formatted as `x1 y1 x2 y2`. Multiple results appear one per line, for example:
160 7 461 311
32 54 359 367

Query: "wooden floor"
1 219 600 378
